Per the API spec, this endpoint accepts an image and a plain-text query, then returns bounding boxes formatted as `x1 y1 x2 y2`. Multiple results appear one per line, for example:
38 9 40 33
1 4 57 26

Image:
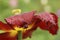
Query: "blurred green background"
0 0 60 40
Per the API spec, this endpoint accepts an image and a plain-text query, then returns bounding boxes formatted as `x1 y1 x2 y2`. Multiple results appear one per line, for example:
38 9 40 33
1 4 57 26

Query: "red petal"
22 22 37 39
0 21 12 31
48 24 58 35
23 26 37 39
36 12 59 35
22 11 36 24
37 12 56 24
23 30 33 39
49 13 58 35
51 13 58 23
37 21 49 30
5 11 36 26
0 32 17 40
5 14 25 27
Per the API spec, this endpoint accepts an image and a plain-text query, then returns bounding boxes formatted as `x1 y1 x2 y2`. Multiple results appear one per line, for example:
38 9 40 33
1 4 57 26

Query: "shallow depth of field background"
0 0 60 40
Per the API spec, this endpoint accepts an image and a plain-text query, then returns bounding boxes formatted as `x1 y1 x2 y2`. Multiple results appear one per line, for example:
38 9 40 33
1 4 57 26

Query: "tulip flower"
0 11 59 40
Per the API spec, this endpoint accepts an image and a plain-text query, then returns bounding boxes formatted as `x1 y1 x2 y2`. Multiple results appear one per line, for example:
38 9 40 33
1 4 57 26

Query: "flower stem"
17 31 22 40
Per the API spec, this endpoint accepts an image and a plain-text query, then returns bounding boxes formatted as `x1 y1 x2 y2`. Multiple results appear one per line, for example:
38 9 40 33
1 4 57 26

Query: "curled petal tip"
36 12 59 35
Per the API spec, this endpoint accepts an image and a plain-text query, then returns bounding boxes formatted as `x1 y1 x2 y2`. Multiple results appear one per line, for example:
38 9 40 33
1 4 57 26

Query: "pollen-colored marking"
9 30 17 37
26 23 34 30
14 26 26 32
14 22 34 31
12 9 21 15
14 27 24 31
9 23 34 37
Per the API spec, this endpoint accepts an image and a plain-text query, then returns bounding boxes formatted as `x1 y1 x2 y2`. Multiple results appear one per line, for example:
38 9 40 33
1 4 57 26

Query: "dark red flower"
0 11 37 40
36 12 59 35
0 11 59 40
